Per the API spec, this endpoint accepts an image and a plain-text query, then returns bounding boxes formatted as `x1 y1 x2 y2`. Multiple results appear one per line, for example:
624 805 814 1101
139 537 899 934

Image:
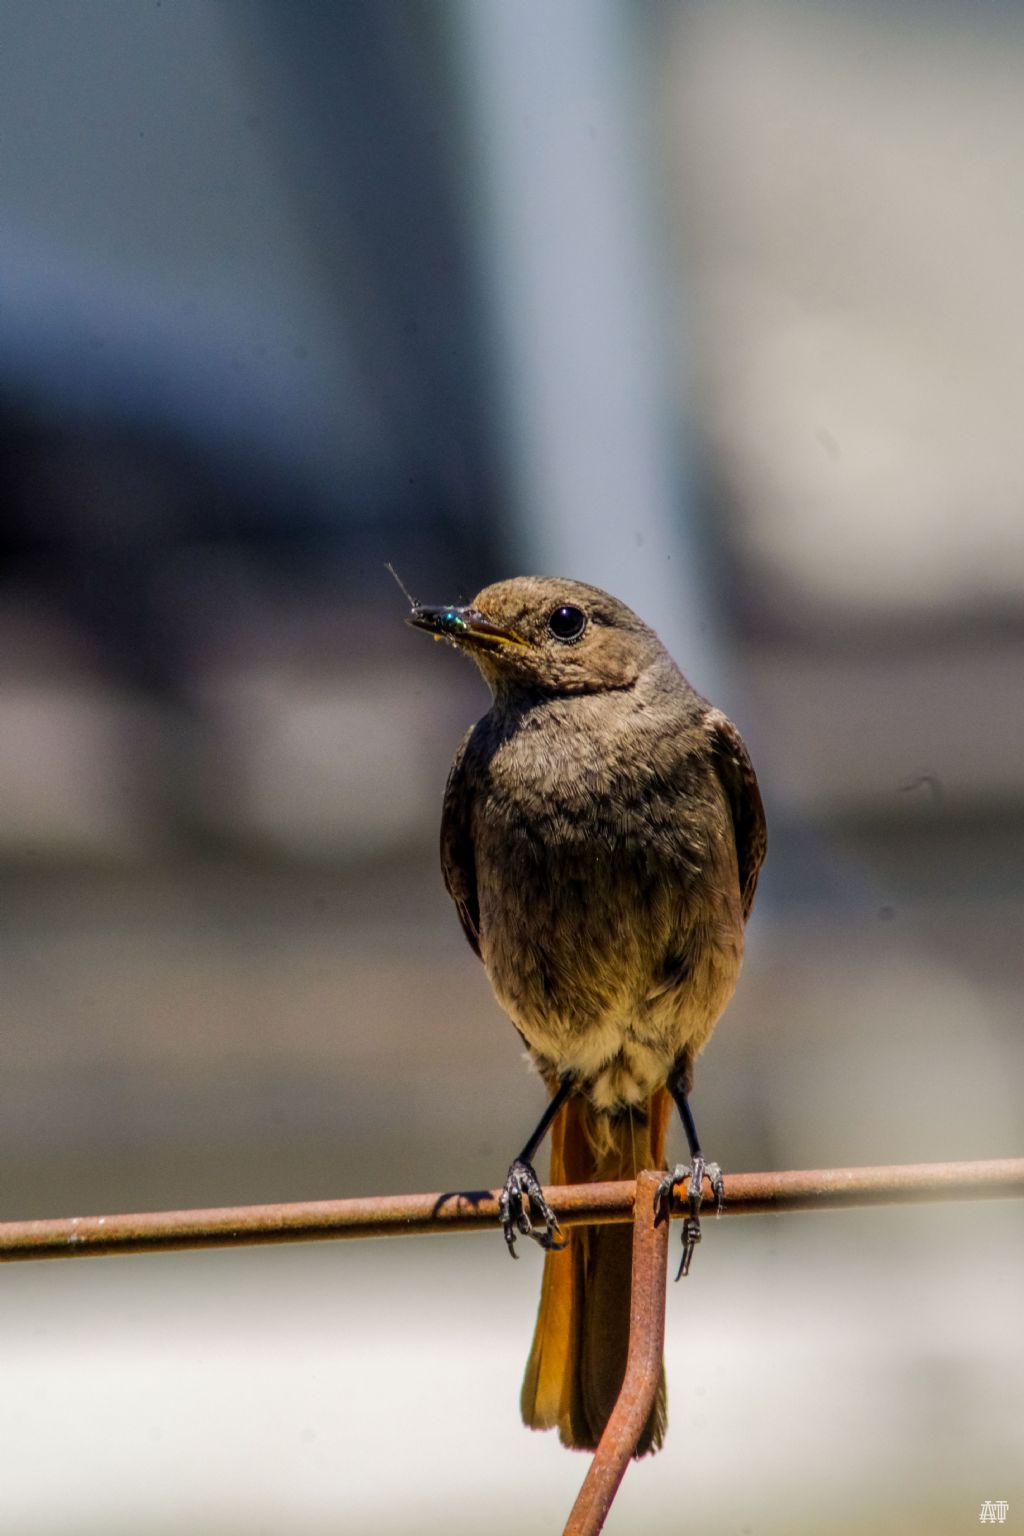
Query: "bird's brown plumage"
414 576 765 1454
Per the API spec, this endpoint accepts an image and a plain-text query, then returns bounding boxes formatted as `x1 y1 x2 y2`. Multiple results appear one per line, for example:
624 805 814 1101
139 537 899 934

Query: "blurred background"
1 2 1022 1531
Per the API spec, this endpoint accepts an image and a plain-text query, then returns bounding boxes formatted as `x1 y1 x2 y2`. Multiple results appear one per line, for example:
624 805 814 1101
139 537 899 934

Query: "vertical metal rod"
564 1170 669 1536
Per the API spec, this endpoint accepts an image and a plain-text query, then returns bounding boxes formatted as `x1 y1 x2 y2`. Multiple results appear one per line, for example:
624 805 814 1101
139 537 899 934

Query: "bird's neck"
482 662 705 763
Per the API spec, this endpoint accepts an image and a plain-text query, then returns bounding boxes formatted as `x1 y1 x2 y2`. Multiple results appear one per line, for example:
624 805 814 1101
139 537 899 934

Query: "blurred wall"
0 4 1021 1533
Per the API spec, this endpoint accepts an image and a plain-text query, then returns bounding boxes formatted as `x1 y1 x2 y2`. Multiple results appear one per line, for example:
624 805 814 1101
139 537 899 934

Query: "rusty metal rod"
2 1158 1022 1263
564 1171 668 1536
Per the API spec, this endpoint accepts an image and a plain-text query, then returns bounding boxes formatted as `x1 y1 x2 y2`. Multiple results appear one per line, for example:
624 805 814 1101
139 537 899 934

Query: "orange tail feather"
520 1087 671 1455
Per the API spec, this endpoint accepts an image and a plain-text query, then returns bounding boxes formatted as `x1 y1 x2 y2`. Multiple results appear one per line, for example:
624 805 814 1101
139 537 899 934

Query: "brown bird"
408 576 765 1456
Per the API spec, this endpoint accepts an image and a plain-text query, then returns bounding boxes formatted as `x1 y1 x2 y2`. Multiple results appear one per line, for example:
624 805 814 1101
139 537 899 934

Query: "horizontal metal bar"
2 1158 1022 1263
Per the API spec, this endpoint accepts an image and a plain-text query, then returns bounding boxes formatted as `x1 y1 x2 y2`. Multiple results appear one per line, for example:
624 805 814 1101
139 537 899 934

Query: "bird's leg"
500 1076 573 1259
655 1062 725 1280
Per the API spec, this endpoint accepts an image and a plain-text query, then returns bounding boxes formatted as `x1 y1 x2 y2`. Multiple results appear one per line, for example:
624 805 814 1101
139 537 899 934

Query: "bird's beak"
407 604 529 651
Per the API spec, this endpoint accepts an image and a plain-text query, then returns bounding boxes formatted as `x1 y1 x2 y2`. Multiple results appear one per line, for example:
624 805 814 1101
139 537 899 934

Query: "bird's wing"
440 726 482 959
704 708 767 921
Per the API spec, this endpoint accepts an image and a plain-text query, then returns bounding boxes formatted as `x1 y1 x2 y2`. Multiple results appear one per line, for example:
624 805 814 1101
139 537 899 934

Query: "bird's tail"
520 1087 671 1455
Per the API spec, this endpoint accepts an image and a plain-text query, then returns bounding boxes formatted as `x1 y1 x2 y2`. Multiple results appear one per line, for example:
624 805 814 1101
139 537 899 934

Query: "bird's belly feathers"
473 782 743 1111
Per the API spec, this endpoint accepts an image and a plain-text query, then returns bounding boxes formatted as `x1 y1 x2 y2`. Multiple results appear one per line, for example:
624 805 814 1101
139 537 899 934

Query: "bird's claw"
655 1156 725 1279
499 1158 566 1259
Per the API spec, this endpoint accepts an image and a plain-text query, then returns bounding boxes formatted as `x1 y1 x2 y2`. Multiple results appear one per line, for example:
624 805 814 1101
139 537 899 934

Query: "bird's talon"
499 1158 562 1258
657 1154 724 1279
535 1217 567 1253
675 1217 701 1280
653 1171 679 1225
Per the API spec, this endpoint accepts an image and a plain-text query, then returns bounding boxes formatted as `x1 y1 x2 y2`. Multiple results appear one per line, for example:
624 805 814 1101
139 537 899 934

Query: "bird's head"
407 576 668 697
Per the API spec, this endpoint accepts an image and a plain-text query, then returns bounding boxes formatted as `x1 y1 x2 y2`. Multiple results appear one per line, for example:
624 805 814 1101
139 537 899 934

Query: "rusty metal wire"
2 1157 1022 1262
4 1157 1023 1536
564 1171 669 1536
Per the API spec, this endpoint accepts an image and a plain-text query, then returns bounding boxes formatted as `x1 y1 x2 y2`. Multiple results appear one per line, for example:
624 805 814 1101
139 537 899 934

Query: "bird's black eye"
548 604 587 643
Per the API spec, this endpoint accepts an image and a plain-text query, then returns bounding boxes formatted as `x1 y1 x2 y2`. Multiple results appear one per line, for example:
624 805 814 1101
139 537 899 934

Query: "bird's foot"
499 1158 567 1260
655 1156 725 1280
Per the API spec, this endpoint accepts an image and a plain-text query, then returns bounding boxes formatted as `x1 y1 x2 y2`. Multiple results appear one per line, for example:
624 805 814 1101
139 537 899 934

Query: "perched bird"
407 576 765 1456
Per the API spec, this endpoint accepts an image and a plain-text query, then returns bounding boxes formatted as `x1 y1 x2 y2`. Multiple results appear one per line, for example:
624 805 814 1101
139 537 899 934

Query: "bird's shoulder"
701 707 767 920
440 726 481 958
